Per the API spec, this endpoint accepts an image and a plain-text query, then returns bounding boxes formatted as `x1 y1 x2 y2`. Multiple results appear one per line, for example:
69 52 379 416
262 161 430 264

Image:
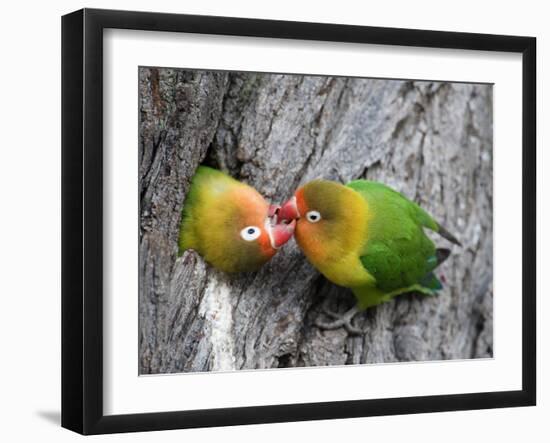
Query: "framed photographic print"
61 8 536 435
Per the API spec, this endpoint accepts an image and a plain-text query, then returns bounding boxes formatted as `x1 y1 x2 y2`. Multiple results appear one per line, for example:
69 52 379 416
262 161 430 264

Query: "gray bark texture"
139 67 493 374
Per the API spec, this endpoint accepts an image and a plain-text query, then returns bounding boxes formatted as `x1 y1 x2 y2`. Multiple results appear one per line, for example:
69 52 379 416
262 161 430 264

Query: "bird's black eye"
306 210 321 223
240 226 261 241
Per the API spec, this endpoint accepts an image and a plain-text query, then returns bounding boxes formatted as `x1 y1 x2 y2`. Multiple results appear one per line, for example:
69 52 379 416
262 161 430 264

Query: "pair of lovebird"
179 166 460 333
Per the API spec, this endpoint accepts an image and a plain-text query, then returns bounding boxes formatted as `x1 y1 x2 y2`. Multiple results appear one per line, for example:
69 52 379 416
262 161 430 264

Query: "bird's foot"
315 299 364 335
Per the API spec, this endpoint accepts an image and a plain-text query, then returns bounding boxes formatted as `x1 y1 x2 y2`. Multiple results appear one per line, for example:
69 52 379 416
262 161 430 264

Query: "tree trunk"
138 68 493 374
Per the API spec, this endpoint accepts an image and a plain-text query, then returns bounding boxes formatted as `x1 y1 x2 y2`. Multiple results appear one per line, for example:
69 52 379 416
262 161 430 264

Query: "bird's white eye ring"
306 210 321 223
240 226 261 241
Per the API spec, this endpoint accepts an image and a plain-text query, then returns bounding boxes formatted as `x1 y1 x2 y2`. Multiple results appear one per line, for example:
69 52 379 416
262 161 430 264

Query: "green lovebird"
179 166 296 273
278 179 461 333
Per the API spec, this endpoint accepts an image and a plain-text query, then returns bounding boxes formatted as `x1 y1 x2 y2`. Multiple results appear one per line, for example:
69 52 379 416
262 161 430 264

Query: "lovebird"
179 166 296 273
278 179 461 333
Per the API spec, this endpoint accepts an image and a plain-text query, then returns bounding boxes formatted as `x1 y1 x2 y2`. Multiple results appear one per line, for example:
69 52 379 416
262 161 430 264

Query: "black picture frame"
61 8 536 435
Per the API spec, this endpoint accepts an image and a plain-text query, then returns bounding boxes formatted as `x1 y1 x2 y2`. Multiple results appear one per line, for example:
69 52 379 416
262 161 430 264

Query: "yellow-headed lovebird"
278 179 461 334
179 166 296 273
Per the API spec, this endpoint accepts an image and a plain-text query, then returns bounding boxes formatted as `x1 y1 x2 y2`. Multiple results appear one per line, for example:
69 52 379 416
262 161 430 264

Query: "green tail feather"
419 272 443 292
418 248 450 293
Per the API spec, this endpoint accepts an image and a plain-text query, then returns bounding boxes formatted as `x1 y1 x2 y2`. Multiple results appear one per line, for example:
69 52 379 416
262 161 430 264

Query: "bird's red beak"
268 204 280 218
279 196 300 222
270 219 296 249
266 203 295 249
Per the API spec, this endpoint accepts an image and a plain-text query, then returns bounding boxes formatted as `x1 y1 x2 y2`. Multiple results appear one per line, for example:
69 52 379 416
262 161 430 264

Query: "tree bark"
138 67 493 374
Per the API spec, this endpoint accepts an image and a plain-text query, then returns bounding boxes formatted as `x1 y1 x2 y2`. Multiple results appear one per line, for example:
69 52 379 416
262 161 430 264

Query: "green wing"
347 180 441 293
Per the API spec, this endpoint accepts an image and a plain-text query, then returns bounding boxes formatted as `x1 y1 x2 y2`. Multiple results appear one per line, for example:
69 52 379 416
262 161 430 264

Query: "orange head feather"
279 180 367 266
179 166 295 273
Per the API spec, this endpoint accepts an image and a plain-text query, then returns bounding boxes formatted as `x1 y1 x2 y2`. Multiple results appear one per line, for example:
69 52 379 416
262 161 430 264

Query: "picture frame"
61 8 536 435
